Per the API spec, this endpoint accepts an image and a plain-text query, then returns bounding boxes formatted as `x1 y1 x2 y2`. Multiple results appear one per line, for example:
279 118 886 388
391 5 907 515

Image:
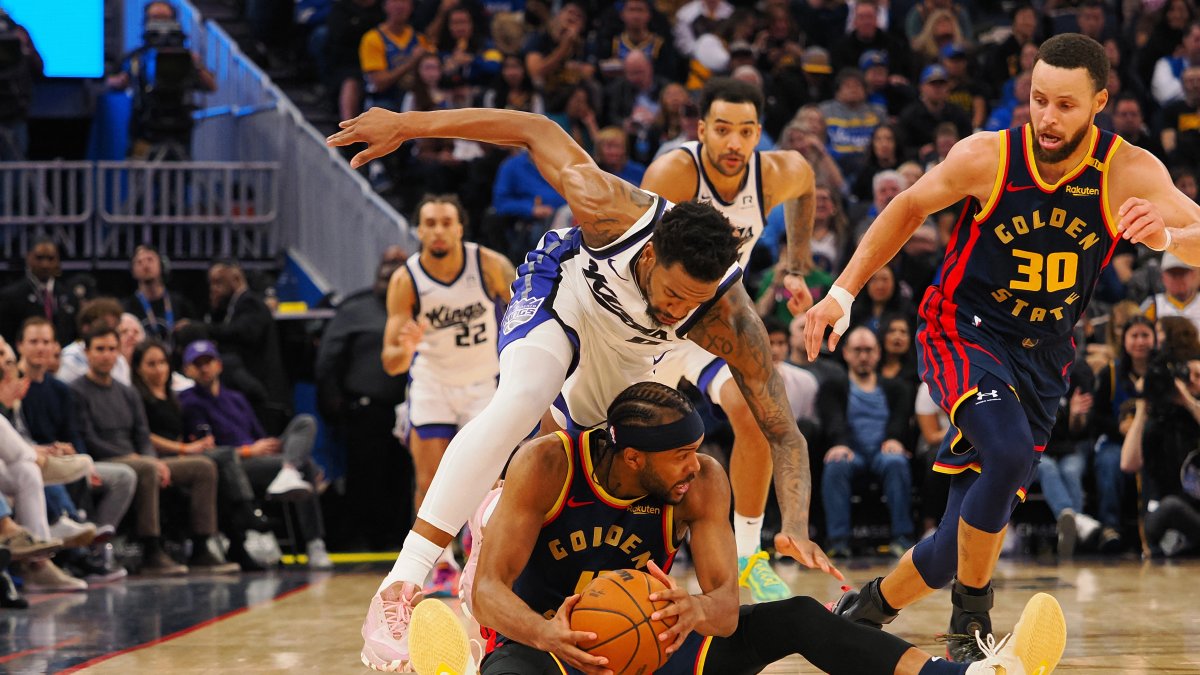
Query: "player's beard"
705 148 747 177
1031 123 1089 164
640 466 695 506
428 247 450 259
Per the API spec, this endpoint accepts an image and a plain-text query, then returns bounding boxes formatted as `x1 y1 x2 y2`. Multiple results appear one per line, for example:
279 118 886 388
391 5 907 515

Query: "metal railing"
119 0 416 295
0 161 278 269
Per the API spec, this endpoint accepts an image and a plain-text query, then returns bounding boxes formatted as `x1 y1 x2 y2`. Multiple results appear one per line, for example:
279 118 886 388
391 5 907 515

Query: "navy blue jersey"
926 124 1122 345
508 429 680 622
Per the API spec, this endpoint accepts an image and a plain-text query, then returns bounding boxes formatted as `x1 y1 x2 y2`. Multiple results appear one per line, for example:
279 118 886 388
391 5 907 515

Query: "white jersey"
679 140 767 269
406 242 500 386
499 195 743 427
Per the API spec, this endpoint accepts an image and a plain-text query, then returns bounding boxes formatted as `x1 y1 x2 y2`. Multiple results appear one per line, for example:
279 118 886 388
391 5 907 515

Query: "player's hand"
1118 197 1169 250
538 594 613 675
645 560 699 655
774 532 844 581
326 108 408 169
396 319 428 353
783 273 814 314
804 295 847 360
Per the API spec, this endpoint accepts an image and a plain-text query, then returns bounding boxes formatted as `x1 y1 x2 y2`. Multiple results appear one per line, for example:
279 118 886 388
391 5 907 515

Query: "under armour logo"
976 390 1000 404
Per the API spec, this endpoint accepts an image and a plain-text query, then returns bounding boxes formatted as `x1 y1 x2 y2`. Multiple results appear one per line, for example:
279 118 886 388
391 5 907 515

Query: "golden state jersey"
929 124 1122 344
504 429 680 625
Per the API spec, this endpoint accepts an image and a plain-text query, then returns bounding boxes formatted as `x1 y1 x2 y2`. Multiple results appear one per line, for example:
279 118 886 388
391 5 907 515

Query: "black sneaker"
831 577 898 629
189 540 240 575
943 579 994 663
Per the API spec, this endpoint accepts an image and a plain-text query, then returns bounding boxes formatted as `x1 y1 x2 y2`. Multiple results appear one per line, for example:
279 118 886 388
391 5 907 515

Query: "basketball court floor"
1 557 1195 673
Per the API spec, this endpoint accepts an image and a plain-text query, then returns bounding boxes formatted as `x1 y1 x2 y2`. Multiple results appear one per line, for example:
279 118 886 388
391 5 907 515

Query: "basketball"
569 569 678 675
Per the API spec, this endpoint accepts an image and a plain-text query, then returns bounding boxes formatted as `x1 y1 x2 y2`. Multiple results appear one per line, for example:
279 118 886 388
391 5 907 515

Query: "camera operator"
1121 316 1200 558
106 1 216 160
0 8 44 161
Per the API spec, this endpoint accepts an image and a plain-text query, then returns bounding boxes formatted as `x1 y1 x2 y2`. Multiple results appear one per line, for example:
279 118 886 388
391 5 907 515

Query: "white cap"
1161 251 1193 272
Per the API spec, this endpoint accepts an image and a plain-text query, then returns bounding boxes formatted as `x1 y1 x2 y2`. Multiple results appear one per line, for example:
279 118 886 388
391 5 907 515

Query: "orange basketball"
569 569 678 675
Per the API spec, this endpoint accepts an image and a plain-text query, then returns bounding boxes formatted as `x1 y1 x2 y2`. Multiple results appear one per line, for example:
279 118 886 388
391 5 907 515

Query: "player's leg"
362 321 572 672
479 642 567 674
701 593 1066 675
708 364 789 603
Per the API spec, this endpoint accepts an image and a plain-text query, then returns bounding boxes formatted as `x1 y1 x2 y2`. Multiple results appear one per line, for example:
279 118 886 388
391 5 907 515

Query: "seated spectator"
71 329 235 575
776 117 846 194
909 8 964 68
764 318 819 426
860 51 915 123
913 381 949 536
491 149 568 259
0 338 88 592
434 3 501 88
983 4 1038 91
549 83 601 154
850 169 906 239
603 51 668 132
0 239 79 347
1110 94 1164 158
904 0 973 43
819 68 885 179
358 0 432 112
479 54 545 113
786 313 847 386
1151 20 1200 106
178 342 332 569
132 340 280 571
1037 362 1103 558
594 0 679 81
524 2 593 101
897 65 971 158
205 261 290 420
876 313 917 387
16 318 134 583
123 245 198 345
921 121 961 171
593 126 646 184
118 313 145 367
1142 252 1200 332
821 326 915 558
832 0 914 80
649 86 700 161
848 264 914 340
673 0 733 59
1122 356 1200 557
59 298 129 386
850 123 904 202
939 44 986 130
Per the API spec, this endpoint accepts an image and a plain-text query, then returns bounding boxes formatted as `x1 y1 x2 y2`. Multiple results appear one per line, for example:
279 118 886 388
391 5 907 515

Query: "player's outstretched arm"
646 455 739 654
804 132 999 358
1109 143 1200 266
327 107 655 248
381 266 421 376
481 246 517 306
687 284 843 581
472 435 612 675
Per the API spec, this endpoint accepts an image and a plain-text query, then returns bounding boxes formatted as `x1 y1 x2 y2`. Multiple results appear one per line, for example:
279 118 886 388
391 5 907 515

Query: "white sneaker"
266 465 313 501
408 598 480 675
965 592 1066 675
50 515 98 549
1073 512 1101 543
306 539 334 570
361 581 422 672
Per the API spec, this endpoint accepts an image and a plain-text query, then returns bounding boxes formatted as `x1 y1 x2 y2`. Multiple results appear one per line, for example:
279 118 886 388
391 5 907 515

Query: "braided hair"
594 382 696 457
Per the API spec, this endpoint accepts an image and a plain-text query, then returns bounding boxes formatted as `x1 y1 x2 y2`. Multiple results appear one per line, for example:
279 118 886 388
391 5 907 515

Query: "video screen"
1 0 104 78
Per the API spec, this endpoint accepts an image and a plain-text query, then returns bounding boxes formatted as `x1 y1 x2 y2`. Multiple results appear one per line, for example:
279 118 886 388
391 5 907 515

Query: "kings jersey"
929 124 1122 344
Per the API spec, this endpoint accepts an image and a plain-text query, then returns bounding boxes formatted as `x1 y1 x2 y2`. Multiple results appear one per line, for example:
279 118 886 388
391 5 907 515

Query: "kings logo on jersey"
502 296 545 335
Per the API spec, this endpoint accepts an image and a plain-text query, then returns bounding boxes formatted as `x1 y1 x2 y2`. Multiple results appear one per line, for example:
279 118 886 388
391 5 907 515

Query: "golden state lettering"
992 207 1101 251
548 525 652 568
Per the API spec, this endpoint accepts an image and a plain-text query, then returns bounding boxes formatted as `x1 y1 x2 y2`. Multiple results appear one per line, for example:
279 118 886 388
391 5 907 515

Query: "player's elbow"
470 576 503 626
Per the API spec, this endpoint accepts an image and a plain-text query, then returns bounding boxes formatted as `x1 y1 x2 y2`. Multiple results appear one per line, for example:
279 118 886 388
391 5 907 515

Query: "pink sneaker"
460 487 503 621
361 581 422 672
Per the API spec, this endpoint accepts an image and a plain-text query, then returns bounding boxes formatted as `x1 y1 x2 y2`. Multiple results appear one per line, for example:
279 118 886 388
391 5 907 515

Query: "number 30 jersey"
932 124 1122 344
405 242 501 386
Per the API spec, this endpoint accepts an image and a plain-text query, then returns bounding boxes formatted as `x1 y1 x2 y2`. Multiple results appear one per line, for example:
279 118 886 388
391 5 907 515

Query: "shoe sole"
1012 593 1067 674
8 543 63 562
409 599 472 675
1056 513 1077 560
360 645 409 672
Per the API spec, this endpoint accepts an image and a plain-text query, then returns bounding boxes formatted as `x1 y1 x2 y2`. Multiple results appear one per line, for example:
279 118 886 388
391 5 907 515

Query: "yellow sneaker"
966 593 1067 675
408 598 479 675
737 550 791 603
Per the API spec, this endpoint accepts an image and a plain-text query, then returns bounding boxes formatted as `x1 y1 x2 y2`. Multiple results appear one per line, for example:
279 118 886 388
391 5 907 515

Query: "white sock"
734 512 764 559
380 531 444 592
437 545 460 570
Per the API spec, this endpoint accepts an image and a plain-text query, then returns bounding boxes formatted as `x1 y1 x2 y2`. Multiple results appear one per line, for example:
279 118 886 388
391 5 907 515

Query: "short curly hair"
1037 33 1109 93
651 201 741 283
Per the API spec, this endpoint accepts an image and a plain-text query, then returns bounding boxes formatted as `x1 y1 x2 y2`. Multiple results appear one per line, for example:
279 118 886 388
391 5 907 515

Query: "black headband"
608 409 704 453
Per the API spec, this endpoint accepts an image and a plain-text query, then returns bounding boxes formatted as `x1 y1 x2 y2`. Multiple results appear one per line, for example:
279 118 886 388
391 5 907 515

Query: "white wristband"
1149 227 1173 253
828 284 855 337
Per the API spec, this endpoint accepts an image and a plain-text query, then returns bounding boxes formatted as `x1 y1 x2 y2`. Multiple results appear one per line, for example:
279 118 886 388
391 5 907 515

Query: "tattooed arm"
687 282 842 580
765 150 816 314
327 107 656 248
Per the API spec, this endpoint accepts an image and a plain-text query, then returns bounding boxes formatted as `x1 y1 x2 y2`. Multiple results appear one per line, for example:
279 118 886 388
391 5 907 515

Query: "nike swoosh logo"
1005 182 1037 192
652 351 670 365
567 497 594 508
607 258 630 282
